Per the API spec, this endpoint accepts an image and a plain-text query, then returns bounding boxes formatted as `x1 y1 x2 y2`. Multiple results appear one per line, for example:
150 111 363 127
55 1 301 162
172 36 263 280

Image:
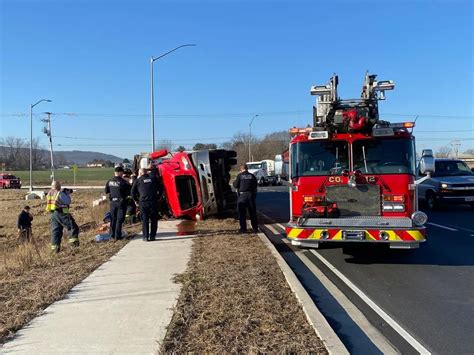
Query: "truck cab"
246 160 278 186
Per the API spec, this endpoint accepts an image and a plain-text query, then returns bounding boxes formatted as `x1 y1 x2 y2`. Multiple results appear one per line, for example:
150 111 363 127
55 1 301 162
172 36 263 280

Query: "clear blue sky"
1 0 472 159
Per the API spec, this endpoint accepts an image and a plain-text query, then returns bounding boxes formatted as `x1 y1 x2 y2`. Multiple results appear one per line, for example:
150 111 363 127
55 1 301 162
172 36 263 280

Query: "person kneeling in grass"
17 205 33 242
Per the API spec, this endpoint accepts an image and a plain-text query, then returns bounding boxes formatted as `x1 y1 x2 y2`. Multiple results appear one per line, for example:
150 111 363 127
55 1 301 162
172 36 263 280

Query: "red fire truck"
286 73 432 249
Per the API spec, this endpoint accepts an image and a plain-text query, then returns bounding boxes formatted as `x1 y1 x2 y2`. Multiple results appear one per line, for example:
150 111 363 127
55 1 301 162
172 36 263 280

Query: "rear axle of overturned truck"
286 73 434 249
134 149 238 220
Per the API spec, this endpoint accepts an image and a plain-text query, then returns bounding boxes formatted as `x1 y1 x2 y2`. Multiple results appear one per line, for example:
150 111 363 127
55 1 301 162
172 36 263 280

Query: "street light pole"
150 44 196 151
150 56 155 152
248 114 259 161
29 99 51 192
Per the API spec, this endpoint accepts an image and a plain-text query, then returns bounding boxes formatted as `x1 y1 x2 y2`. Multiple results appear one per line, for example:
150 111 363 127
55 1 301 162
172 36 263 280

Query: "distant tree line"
0 137 66 170
184 131 290 167
435 145 473 158
167 131 289 166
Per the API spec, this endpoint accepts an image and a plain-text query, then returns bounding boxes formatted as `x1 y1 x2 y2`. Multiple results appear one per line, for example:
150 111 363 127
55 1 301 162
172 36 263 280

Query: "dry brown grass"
161 218 328 354
0 189 140 342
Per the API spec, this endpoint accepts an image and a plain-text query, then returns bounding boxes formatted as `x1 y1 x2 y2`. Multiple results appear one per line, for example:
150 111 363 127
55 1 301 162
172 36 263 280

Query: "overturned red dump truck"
133 149 238 220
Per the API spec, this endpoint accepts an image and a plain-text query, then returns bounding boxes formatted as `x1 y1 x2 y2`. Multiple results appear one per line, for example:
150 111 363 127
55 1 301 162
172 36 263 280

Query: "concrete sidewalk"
2 221 193 354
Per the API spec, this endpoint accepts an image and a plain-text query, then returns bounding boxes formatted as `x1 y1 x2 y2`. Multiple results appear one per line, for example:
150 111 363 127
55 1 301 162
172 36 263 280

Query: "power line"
53 134 270 142
53 137 474 148
53 131 288 143
2 111 474 120
52 129 474 143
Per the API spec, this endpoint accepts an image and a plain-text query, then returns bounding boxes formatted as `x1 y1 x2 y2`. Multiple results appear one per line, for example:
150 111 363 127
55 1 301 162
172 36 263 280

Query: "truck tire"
227 158 237 166
426 191 439 210
209 150 228 159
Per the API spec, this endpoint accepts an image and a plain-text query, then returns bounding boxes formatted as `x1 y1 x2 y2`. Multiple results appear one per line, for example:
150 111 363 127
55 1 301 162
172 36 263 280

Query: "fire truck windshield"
353 139 416 175
292 141 349 177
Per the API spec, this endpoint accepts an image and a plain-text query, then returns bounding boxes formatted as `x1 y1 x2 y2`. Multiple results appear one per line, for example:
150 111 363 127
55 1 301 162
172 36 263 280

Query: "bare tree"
220 130 290 166
0 136 47 170
435 146 451 158
31 138 46 169
156 139 173 151
254 131 289 161
0 137 27 169
193 143 217 150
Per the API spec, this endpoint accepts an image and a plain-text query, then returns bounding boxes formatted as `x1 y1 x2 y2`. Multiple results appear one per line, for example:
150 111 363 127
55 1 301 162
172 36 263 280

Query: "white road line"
277 223 286 231
264 227 398 353
266 224 280 235
310 250 431 355
427 222 458 232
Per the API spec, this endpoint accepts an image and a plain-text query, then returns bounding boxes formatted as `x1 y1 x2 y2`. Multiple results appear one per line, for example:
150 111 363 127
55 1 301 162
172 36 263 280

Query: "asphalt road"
257 186 474 354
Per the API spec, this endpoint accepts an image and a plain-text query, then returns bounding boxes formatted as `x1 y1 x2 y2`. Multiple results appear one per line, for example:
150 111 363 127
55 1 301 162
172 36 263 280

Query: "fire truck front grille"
326 184 381 216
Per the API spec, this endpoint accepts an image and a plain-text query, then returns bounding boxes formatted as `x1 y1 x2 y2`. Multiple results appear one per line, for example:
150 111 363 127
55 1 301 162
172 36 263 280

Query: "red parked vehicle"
0 173 22 189
286 73 432 249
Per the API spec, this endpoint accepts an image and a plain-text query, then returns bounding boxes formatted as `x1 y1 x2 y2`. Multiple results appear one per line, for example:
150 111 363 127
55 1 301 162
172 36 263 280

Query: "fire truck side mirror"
420 149 435 175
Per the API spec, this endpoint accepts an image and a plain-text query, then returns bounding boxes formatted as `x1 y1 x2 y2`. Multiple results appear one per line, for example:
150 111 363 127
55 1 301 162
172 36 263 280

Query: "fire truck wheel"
426 191 439 210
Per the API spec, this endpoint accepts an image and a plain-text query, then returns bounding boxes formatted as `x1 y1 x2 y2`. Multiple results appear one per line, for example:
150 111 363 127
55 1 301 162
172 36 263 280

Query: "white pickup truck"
246 160 279 186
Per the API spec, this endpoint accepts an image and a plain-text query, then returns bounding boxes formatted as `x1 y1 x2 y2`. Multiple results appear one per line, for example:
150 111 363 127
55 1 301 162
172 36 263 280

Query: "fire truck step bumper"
286 224 426 247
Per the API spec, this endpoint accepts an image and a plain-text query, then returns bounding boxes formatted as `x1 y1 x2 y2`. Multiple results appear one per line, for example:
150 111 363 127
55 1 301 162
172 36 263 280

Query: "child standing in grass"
17 205 33 242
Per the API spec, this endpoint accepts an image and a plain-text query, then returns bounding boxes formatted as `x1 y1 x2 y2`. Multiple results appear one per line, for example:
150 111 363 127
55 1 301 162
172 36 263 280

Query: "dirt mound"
162 219 327 353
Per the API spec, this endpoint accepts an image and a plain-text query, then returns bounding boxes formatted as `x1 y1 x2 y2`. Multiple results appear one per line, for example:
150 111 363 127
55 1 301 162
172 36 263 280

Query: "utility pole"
450 140 461 158
29 99 51 191
41 112 55 181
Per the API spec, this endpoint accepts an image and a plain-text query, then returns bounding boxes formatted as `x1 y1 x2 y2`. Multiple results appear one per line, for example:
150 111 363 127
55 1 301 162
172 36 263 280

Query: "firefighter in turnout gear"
233 164 259 233
105 166 131 240
131 168 163 241
45 181 80 253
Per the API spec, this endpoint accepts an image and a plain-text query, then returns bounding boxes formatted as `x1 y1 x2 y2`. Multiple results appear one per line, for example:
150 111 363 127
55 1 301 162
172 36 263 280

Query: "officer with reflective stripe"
131 168 163 241
45 181 80 253
233 163 259 233
105 166 131 240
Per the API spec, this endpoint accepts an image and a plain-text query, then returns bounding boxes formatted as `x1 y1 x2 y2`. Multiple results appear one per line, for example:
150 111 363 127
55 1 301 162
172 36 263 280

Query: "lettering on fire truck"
328 176 377 183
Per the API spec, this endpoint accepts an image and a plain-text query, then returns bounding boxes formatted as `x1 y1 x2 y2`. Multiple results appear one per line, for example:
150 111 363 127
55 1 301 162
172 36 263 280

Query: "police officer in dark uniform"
233 164 258 233
105 166 131 240
131 168 163 241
